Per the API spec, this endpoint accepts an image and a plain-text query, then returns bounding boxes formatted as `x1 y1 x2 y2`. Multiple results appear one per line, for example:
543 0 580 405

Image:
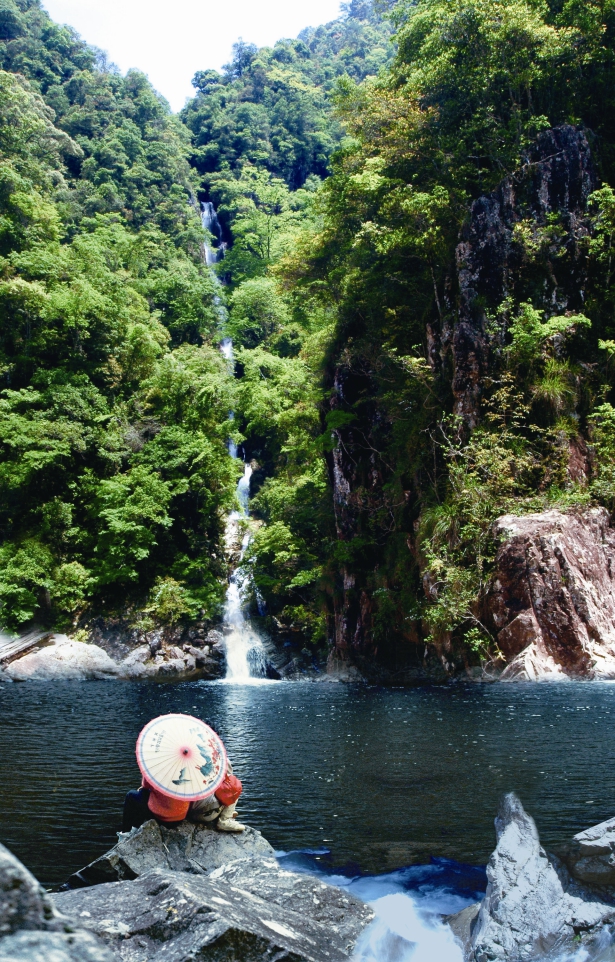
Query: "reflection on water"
1 680 615 888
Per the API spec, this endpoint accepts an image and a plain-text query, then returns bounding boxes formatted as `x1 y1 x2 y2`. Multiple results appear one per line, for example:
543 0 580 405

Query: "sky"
42 0 345 112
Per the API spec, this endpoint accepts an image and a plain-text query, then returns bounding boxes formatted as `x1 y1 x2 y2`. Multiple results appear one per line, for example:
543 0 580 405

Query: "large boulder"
65 820 275 888
559 816 615 889
0 843 57 937
454 794 615 961
3 632 224 683
0 930 114 961
4 637 118 681
53 860 373 962
0 842 112 962
55 819 373 961
485 508 615 680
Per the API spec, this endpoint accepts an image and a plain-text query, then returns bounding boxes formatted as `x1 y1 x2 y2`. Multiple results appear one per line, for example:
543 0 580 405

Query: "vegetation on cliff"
4 0 615 674
0 0 235 630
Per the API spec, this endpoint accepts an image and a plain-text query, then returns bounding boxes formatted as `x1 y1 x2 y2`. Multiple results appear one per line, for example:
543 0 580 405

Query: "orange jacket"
142 778 190 823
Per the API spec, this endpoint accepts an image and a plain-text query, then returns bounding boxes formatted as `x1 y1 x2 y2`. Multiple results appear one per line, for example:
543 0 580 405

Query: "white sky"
42 0 344 112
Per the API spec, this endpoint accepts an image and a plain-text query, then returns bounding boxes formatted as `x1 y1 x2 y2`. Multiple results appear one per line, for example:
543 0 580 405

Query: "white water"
198 203 268 682
201 200 227 267
218 330 269 683
280 856 615 962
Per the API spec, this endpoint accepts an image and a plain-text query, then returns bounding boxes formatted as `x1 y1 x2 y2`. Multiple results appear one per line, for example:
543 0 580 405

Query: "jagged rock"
0 843 57 936
460 794 615 961
4 637 119 681
53 862 374 962
560 816 615 888
484 508 615 680
0 930 115 961
65 820 275 888
0 842 113 962
446 903 480 959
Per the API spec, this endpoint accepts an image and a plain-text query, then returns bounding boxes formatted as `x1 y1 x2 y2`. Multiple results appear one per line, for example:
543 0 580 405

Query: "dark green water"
1 678 614 887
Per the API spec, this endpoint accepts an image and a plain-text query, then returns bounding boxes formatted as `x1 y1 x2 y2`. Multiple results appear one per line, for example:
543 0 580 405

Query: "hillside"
0 0 234 630
3 0 615 681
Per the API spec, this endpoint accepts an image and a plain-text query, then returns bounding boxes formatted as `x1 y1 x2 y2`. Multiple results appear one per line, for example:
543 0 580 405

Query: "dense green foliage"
5 0 615 670
182 5 394 190
284 0 615 662
0 2 235 630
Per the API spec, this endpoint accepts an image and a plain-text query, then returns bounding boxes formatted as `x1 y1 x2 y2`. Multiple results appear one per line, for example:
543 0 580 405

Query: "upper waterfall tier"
201 202 226 267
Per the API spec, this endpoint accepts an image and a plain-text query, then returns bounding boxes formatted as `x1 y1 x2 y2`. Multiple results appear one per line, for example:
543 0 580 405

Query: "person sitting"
122 761 244 834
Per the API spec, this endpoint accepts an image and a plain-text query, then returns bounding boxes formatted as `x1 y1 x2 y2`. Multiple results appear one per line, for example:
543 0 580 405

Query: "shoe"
216 803 246 833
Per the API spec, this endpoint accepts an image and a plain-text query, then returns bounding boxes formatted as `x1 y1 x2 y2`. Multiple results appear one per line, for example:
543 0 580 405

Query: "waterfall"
223 456 268 682
201 201 226 267
200 202 269 682
218 329 269 681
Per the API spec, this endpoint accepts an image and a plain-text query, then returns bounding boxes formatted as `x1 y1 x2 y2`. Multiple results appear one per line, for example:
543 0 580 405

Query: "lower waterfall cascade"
201 201 270 682
222 455 269 682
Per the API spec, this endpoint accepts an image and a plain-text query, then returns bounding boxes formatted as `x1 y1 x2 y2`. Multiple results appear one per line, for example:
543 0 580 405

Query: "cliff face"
452 126 596 427
485 508 615 680
327 126 601 678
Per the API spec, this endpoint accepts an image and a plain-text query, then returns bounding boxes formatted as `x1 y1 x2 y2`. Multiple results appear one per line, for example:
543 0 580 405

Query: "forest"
2 0 615 676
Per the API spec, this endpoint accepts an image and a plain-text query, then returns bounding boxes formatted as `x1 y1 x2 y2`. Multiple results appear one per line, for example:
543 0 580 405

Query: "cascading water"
201 201 226 267
222 456 268 682
205 253 269 682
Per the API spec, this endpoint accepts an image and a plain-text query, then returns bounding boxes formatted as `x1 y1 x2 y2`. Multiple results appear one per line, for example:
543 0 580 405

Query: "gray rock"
0 931 114 961
467 794 615 961
65 820 275 888
53 862 374 962
445 903 480 958
0 842 113 962
560 816 615 888
0 844 56 936
5 638 119 682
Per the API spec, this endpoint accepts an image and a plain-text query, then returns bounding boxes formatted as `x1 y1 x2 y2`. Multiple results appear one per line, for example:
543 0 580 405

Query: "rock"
53 862 374 962
4 637 118 682
0 842 113 962
65 820 276 888
0 843 57 936
117 645 154 680
445 903 480 958
0 930 115 961
454 125 595 428
485 508 615 680
560 816 615 888
465 794 615 961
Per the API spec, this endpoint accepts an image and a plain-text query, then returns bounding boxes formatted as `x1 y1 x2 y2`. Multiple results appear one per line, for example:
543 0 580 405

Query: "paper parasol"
136 713 227 801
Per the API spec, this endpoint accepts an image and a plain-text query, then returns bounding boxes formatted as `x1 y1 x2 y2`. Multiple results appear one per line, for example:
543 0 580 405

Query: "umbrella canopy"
136 713 227 801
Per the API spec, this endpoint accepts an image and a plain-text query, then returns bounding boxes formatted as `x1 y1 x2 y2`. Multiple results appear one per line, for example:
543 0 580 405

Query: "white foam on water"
352 892 464 962
276 854 615 962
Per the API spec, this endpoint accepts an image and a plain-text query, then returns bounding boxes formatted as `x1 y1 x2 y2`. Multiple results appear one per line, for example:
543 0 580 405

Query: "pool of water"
1 678 615 888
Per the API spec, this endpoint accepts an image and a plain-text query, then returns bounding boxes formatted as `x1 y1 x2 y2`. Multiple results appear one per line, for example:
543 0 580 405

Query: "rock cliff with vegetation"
3 0 615 679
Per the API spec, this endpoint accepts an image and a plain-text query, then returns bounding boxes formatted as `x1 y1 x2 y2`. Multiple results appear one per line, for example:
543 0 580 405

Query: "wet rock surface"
484 508 615 680
559 816 615 889
65 820 275 888
1 820 373 962
53 822 373 962
449 794 615 961
54 862 374 962
0 842 113 961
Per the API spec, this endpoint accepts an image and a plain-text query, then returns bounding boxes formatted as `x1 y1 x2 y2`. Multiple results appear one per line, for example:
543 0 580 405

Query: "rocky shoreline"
0 627 227 682
2 796 615 960
5 505 615 686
